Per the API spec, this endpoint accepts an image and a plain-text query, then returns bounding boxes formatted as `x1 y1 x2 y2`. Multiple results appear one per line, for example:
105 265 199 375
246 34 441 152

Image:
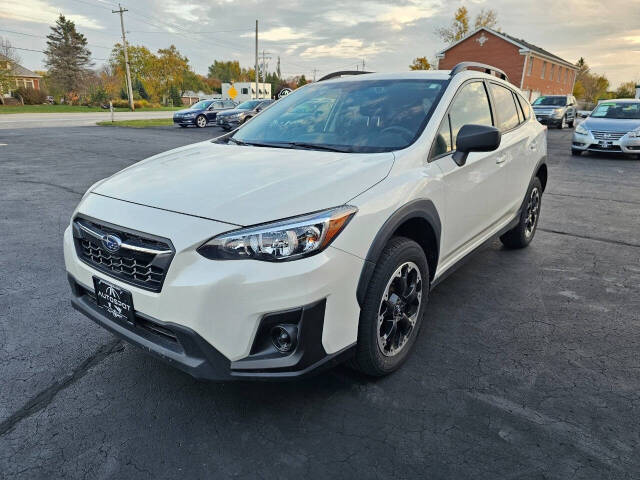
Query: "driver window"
449 82 493 148
429 82 492 160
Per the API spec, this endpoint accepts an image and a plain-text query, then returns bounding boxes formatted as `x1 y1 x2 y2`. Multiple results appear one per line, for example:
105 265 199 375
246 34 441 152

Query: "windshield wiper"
228 138 352 152
263 141 353 152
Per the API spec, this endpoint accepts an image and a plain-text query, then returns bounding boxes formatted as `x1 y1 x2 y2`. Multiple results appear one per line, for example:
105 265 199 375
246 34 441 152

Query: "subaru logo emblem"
101 234 122 253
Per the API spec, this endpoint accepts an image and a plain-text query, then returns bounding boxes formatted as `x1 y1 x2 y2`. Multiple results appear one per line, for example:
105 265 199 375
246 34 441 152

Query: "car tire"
351 237 429 377
571 148 582 156
500 177 543 249
558 116 566 129
568 119 575 128
196 115 207 128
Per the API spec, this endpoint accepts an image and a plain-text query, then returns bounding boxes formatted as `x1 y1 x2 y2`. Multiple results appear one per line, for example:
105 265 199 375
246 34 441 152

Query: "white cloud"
242 27 307 42
377 2 440 30
301 38 387 58
163 2 201 23
0 0 104 29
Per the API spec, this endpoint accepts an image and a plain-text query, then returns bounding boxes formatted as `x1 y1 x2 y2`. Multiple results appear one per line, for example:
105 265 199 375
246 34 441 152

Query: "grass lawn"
0 104 181 114
96 118 175 128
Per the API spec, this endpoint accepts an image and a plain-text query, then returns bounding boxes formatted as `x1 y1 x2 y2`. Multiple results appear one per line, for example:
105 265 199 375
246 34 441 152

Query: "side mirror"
578 112 589 118
452 124 501 167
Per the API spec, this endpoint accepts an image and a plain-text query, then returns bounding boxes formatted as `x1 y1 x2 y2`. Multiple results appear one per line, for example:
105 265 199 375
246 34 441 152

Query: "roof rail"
449 62 508 81
317 70 373 82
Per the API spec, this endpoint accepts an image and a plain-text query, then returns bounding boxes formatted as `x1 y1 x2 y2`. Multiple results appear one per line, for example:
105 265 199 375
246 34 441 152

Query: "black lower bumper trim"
68 275 352 381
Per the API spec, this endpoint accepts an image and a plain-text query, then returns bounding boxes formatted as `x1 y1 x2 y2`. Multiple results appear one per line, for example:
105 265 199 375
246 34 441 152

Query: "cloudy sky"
0 0 638 87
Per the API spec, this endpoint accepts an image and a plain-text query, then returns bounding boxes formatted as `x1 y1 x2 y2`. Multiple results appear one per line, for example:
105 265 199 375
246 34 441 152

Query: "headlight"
184 113 196 118
197 206 357 261
575 124 589 135
628 128 640 138
553 108 564 117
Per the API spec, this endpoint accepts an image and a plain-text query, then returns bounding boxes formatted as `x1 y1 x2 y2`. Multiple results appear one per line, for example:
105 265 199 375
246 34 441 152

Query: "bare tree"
0 37 22 101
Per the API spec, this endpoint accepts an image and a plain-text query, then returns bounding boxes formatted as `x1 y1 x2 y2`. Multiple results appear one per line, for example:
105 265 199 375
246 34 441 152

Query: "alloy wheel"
197 116 207 128
524 187 540 238
377 262 423 357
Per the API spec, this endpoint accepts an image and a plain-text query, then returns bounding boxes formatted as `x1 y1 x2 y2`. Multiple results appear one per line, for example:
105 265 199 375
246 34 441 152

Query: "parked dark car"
531 95 577 129
216 99 275 130
173 99 237 128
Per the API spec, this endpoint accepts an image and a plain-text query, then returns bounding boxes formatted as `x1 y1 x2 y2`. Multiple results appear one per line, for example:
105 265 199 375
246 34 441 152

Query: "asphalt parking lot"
1 123 639 479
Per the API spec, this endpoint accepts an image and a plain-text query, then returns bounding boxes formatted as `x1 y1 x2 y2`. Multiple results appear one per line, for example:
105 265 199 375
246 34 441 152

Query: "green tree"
437 7 499 44
148 45 190 102
133 77 150 100
168 84 182 106
409 57 432 70
296 75 308 88
44 15 92 96
207 60 242 82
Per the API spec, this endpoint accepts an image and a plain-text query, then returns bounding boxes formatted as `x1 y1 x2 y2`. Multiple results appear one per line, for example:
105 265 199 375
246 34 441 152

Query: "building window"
241 88 248 94
541 61 546 79
550 64 555 81
564 69 568 84
527 57 534 76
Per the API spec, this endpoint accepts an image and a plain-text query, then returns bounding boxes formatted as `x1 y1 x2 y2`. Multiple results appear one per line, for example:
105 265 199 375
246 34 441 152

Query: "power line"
10 45 108 61
0 28 113 50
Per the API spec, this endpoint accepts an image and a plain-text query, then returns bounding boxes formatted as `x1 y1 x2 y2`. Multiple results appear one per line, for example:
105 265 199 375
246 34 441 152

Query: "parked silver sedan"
572 99 640 158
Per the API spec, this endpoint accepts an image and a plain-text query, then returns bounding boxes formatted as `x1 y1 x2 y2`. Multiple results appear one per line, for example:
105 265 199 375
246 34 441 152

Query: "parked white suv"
64 63 547 379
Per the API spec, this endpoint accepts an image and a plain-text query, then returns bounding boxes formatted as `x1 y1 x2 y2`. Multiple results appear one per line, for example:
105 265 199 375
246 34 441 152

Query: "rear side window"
516 94 531 120
490 83 520 131
431 81 492 159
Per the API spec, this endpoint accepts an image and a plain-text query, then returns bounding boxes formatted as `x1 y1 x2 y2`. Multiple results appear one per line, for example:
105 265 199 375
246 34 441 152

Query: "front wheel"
352 237 429 376
558 116 567 129
500 177 543 249
196 115 207 128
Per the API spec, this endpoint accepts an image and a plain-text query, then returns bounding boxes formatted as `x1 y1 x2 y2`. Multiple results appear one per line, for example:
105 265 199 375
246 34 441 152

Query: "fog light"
270 324 298 353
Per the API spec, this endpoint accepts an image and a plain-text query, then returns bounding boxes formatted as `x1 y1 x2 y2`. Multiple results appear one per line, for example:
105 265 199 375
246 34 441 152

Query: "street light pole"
255 20 259 100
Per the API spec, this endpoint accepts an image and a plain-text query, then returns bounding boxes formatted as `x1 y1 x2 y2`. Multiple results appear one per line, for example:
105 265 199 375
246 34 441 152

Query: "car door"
567 96 577 123
206 101 223 122
430 80 508 262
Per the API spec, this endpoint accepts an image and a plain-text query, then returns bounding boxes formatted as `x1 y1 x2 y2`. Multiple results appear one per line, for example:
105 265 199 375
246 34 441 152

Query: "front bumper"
217 117 241 129
572 132 640 154
535 114 563 126
64 193 363 380
173 116 197 125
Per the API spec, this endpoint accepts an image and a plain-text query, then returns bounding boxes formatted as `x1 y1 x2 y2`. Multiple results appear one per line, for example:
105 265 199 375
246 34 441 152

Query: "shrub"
168 85 182 107
13 87 47 105
88 86 109 106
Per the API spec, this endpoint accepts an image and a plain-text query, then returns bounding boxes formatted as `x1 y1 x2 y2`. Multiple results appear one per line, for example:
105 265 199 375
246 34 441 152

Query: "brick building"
436 28 578 102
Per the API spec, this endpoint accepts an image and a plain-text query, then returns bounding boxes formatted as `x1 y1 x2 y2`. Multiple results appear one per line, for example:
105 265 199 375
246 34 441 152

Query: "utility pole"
254 20 259 100
312 68 319 82
362 58 365 71
113 4 134 111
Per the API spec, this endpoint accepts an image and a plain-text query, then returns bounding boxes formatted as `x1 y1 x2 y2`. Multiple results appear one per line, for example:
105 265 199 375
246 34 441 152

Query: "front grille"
76 282 180 347
591 130 626 141
72 217 174 292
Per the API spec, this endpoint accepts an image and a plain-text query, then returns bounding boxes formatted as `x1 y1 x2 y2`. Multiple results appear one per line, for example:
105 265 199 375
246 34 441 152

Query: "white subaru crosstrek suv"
64 63 547 379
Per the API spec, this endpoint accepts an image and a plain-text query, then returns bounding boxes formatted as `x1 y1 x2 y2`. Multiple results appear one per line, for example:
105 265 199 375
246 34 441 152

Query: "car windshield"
590 102 640 119
236 100 262 110
190 100 212 110
532 96 566 106
230 79 446 153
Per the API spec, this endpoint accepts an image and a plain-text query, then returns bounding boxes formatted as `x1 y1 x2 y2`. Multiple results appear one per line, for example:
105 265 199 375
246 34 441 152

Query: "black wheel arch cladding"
356 199 441 307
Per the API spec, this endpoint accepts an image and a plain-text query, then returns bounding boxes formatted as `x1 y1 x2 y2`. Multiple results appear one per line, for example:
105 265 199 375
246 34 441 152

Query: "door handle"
496 154 507 164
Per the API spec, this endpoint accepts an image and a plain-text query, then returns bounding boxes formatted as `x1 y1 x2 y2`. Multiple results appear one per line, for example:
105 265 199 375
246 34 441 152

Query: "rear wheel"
196 115 207 128
352 237 429 376
500 177 543 249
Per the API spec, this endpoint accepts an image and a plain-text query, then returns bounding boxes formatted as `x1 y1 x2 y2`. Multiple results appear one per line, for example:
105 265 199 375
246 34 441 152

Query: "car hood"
174 108 203 115
218 109 248 117
92 141 395 226
582 117 640 132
